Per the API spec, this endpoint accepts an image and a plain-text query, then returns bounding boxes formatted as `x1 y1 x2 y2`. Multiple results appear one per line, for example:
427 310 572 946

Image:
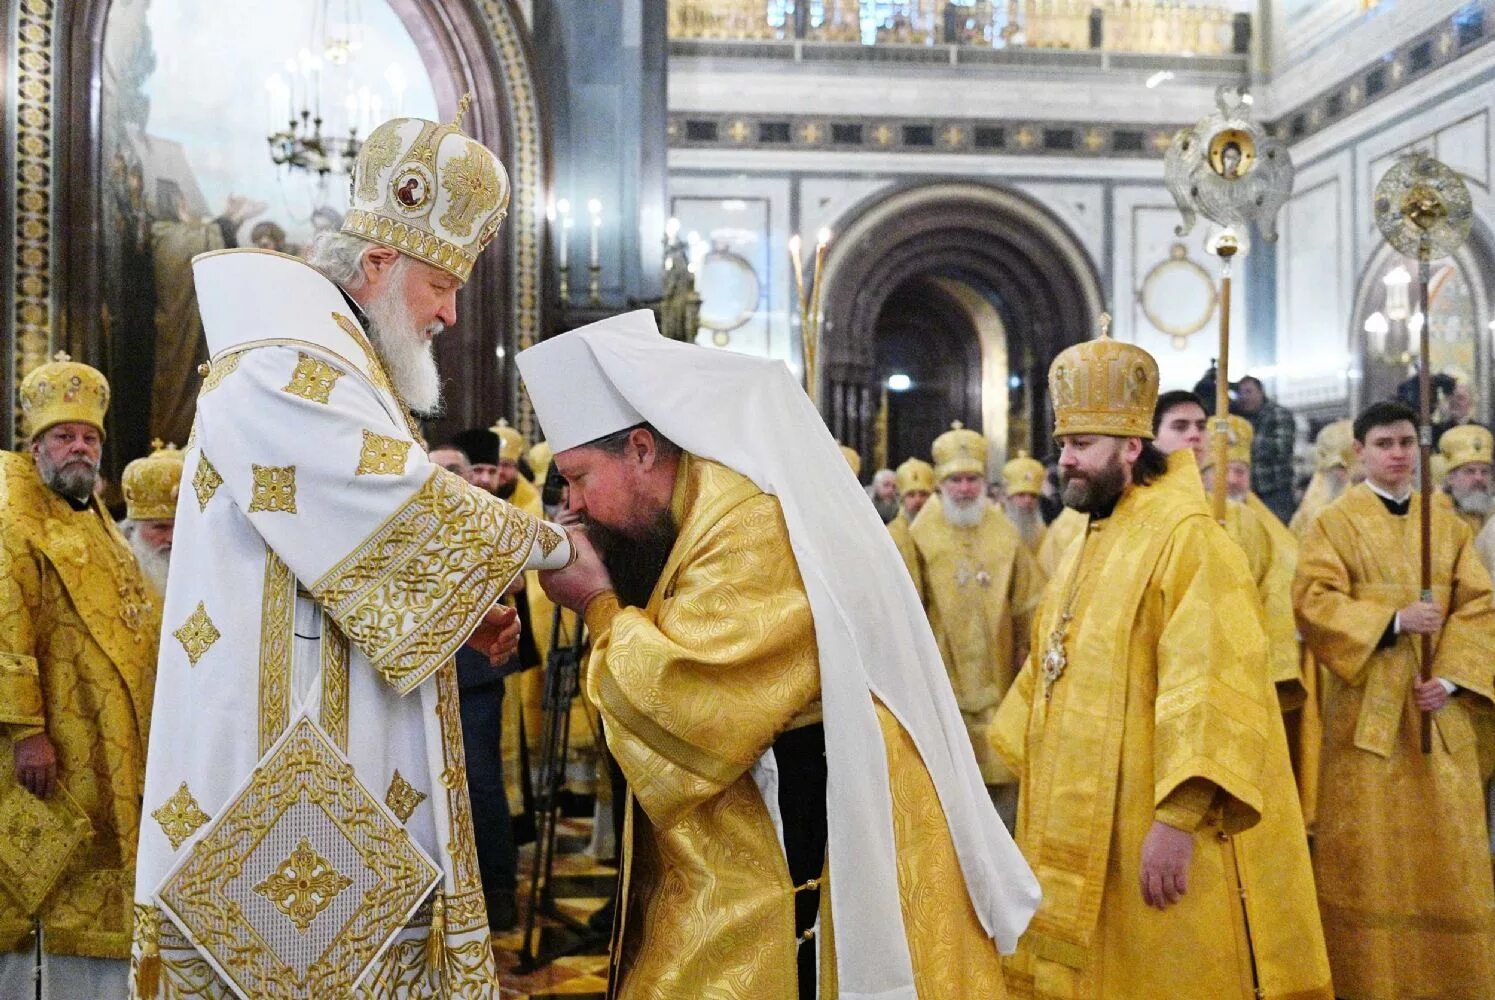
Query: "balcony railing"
668 1 1250 58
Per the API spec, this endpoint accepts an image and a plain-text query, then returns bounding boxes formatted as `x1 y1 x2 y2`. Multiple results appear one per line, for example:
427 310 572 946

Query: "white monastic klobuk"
132 249 572 999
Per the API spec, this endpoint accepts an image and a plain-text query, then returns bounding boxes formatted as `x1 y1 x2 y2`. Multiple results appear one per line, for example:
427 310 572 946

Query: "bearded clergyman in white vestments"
129 108 574 999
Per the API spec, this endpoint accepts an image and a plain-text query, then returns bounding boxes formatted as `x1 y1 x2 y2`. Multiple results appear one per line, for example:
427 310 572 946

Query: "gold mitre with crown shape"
1440 423 1494 471
932 421 987 481
895 457 935 495
1048 314 1158 441
491 418 525 464
343 95 510 282
528 440 553 483
1203 414 1254 470
1002 451 1045 496
839 444 862 477
123 440 185 521
1313 419 1354 472
20 352 110 439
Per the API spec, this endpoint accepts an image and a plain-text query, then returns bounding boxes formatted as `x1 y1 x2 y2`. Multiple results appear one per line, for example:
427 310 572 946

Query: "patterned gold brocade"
992 459 1330 1000
248 464 299 514
312 467 537 695
887 510 917 577
0 451 159 958
281 352 344 404
151 782 211 851
320 618 350 752
191 453 223 512
592 454 1008 998
252 838 355 931
908 496 1044 784
356 428 413 476
1036 507 1088 579
173 602 221 667
259 551 294 754
1294 485 1495 999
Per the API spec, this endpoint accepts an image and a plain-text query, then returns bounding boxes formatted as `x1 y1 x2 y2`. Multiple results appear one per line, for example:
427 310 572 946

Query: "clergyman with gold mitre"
888 455 935 573
121 442 186 597
990 333 1330 999
1001 452 1048 555
130 106 575 999
0 355 160 999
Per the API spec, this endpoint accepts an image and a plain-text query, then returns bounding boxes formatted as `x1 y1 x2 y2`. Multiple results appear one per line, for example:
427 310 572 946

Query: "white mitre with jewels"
342 95 510 282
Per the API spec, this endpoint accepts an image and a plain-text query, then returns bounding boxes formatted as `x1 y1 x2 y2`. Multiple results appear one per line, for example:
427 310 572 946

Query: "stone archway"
816 181 1103 466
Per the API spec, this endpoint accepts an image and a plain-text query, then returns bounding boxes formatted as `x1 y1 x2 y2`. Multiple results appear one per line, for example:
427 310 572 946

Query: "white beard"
129 529 172 595
940 491 989 529
364 260 444 416
1002 500 1044 547
1452 485 1493 517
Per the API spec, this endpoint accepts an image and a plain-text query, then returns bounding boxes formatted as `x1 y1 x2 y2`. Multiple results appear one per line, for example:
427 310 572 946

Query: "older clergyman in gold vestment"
991 333 1331 1000
909 423 1043 826
0 356 160 999
1294 401 1495 1000
519 311 1040 1000
888 456 934 573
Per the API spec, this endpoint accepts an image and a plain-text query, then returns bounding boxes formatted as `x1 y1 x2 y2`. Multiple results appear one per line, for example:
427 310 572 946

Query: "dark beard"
871 494 900 524
497 481 516 500
1061 456 1127 514
587 512 678 608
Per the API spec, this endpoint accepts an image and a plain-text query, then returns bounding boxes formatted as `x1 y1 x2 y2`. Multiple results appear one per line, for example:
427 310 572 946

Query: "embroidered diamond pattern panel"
536 522 563 558
383 770 427 824
253 838 355 932
249 465 298 514
152 782 212 851
282 353 344 405
173 602 221 666
192 455 223 512
356 430 412 477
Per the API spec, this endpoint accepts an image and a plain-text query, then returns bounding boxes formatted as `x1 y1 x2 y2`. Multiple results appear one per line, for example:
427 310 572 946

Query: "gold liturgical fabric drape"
1294 484 1495 1000
585 455 1008 999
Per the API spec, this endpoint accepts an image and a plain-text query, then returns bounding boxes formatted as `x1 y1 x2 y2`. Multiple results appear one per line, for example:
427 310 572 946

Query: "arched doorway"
817 181 1103 471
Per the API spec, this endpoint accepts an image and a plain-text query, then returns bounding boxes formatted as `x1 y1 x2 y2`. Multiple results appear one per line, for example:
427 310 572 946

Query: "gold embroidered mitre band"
123 441 186 521
1202 414 1254 470
1440 423 1493 471
19 352 110 439
1002 452 1045 496
1048 324 1159 440
492 419 525 464
895 457 935 495
840 444 862 477
1314 418 1354 472
342 96 510 282
932 422 987 481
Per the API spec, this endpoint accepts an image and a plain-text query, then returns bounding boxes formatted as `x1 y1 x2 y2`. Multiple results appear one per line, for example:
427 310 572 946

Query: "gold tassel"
134 908 161 998
426 893 447 990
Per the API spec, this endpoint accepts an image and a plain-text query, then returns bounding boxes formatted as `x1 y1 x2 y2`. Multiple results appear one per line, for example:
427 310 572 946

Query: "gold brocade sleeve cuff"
1155 777 1217 832
0 652 44 728
583 591 622 638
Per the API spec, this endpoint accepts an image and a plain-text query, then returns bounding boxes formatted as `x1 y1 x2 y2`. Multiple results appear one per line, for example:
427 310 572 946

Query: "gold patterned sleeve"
0 524 45 732
584 493 821 829
1151 516 1269 835
989 652 1037 776
1291 510 1392 685
1433 530 1495 703
1009 536 1046 654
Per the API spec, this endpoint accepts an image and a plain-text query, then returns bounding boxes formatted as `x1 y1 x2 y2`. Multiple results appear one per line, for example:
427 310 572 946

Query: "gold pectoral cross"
1041 612 1073 699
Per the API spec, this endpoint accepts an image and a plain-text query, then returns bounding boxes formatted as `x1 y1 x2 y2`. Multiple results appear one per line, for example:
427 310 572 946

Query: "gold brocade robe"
1294 485 1495 1000
908 497 1044 784
1226 499 1305 707
888 509 917 579
991 462 1331 1000
586 454 1007 999
0 452 160 958
1036 507 1087 579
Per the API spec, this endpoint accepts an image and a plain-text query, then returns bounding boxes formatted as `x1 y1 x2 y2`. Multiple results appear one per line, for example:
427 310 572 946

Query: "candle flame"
788 234 802 254
816 227 832 247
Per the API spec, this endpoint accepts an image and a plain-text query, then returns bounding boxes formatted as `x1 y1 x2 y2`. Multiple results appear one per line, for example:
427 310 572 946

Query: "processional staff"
1372 154 1474 754
1164 86 1295 523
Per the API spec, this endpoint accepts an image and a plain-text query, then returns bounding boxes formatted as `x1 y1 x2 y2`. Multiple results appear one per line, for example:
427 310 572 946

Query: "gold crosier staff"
1163 86 1295 524
1372 154 1474 753
789 228 832 408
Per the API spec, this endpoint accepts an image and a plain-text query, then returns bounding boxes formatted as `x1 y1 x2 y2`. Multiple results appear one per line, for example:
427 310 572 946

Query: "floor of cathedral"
495 816 614 999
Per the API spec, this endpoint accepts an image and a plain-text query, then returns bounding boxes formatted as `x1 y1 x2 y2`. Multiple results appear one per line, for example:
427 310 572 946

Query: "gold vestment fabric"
887 510 917 578
992 461 1330 1000
1294 484 1495 1000
0 452 159 958
1036 507 1087 579
908 497 1044 784
587 454 1007 998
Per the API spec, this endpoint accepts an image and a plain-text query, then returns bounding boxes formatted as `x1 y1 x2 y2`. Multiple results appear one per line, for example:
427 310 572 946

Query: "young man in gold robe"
909 423 1045 827
520 311 1040 1000
992 335 1331 1000
888 456 934 573
0 356 161 997
1294 400 1495 1000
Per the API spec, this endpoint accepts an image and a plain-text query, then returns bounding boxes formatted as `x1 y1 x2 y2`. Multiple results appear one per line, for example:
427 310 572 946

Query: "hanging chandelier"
265 0 378 177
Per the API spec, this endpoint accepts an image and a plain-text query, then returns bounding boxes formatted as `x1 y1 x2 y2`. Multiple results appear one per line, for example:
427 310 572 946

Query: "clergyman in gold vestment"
991 334 1331 1000
0 356 159 998
520 311 1041 1000
888 456 934 574
1294 401 1495 1000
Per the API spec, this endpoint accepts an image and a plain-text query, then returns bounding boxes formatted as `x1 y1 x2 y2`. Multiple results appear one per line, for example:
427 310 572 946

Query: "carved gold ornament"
193 454 223 512
152 782 212 851
1138 243 1219 349
439 140 503 237
282 353 344 405
174 602 222 667
384 771 427 824
249 465 298 514
1164 86 1293 244
356 430 412 477
155 716 441 998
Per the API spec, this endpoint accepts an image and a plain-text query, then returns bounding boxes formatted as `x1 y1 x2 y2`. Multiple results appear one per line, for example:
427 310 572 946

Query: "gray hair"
305 231 381 290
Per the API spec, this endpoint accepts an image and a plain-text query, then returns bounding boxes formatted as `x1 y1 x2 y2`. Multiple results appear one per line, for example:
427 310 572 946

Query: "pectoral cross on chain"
1041 612 1073 700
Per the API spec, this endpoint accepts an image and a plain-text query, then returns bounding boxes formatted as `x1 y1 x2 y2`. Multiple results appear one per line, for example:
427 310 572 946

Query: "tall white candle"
557 199 571 267
588 198 602 268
